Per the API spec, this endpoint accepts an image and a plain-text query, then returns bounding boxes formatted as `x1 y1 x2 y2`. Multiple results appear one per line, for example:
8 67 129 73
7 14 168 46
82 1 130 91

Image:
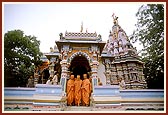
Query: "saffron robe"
82 78 91 105
74 79 82 106
67 79 75 105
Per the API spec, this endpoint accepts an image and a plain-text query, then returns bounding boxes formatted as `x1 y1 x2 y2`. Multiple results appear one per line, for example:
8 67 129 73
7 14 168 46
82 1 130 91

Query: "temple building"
42 15 147 91
4 15 164 112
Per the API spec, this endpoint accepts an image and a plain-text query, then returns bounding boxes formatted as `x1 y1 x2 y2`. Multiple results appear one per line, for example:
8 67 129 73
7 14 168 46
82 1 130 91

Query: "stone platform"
3 84 164 112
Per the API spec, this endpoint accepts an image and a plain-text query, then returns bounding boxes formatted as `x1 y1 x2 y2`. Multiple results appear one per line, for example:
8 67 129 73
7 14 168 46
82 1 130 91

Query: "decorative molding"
68 51 90 63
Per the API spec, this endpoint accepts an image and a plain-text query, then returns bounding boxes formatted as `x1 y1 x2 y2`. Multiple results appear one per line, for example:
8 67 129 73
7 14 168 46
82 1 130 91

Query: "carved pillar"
116 63 124 80
60 60 69 95
49 57 56 78
90 45 100 88
111 64 118 85
138 64 147 88
60 45 70 95
127 63 132 81
91 60 99 86
103 59 111 85
122 64 129 82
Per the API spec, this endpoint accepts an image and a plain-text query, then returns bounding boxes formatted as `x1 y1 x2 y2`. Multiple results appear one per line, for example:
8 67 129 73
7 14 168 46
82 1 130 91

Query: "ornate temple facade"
4 16 164 112
43 15 147 92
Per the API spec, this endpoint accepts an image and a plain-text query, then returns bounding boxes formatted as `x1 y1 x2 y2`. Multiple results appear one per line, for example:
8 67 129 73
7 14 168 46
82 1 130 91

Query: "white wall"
97 60 106 85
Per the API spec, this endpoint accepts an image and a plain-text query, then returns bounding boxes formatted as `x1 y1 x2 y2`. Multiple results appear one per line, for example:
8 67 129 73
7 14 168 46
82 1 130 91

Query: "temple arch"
68 52 91 64
68 53 91 80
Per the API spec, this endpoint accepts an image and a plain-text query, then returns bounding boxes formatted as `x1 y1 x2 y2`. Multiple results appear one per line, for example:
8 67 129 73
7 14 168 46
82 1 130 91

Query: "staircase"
65 106 92 111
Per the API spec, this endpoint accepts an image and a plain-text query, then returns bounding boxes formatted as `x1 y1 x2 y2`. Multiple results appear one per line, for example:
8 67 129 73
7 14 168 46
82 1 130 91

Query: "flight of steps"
65 106 92 111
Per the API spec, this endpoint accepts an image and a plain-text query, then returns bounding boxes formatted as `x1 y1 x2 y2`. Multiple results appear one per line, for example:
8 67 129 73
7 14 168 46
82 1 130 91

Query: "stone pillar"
49 58 55 78
102 59 111 85
90 45 100 92
91 60 99 87
116 63 124 80
59 45 70 95
60 60 69 95
138 64 147 88
111 64 118 85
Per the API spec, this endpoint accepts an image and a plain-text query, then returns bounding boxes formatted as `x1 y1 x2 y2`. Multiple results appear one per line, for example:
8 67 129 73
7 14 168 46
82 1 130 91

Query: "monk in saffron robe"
67 74 75 106
74 75 82 106
81 74 91 106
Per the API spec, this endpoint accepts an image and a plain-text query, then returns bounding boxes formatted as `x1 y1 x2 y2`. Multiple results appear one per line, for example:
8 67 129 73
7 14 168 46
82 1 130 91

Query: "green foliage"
4 30 43 87
130 4 164 89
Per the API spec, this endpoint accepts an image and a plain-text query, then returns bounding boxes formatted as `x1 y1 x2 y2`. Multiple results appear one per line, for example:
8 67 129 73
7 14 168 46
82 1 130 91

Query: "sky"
3 2 144 53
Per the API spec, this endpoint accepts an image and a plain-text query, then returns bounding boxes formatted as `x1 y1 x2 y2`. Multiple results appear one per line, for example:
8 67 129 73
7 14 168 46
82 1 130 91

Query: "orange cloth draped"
66 79 75 105
82 79 91 105
74 79 82 106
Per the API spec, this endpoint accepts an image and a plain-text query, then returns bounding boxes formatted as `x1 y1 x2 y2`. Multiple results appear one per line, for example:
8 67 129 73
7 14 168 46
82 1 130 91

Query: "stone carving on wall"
61 45 70 60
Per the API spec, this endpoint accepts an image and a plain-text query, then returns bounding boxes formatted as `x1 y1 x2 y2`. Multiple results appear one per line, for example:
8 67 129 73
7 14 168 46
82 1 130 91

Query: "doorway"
69 55 91 80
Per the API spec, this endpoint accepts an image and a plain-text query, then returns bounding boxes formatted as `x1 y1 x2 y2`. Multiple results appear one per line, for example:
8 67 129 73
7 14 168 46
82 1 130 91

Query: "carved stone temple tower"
101 14 147 89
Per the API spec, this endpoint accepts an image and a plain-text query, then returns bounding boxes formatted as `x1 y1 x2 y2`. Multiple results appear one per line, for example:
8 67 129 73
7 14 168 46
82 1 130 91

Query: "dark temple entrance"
69 55 91 80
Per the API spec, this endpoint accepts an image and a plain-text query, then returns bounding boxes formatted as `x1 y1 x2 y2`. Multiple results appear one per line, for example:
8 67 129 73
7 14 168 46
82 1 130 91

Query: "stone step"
65 106 92 111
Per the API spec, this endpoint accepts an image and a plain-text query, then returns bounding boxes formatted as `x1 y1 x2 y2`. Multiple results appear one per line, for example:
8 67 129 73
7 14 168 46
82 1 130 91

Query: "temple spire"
86 28 88 33
80 22 83 32
112 13 118 25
